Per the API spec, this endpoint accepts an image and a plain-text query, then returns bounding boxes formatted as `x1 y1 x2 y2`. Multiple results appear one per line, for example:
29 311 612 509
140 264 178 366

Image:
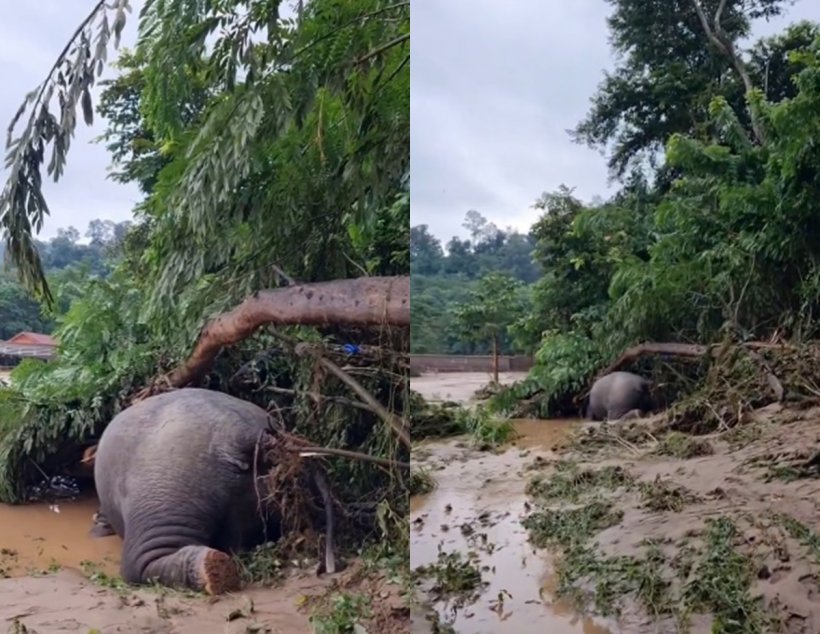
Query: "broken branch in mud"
294 344 410 448
743 347 785 402
163 275 410 389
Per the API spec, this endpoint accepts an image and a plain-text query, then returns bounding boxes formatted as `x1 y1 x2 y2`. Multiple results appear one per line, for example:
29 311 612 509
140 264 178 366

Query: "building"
0 331 57 367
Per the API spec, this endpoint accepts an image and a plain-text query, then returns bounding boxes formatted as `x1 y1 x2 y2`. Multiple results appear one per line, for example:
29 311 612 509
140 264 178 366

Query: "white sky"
0 1 145 240
411 0 820 242
2 2 816 244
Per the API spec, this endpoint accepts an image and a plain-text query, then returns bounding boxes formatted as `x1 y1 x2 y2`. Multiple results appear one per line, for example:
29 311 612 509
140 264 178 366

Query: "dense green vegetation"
0 221 130 338
0 0 409 582
412 2 820 420
410 212 540 354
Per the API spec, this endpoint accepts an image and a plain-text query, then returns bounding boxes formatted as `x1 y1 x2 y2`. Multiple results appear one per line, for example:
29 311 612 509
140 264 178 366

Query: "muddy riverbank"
0 495 328 632
0 495 120 577
0 494 407 633
411 422 614 634
411 372 820 633
410 372 614 633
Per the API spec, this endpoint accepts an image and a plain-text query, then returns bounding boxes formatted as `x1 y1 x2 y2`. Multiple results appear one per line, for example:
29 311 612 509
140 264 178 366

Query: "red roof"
5 332 57 347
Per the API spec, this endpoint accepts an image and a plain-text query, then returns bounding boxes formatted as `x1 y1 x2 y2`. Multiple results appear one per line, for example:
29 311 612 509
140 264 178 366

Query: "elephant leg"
617 408 644 421
122 539 241 595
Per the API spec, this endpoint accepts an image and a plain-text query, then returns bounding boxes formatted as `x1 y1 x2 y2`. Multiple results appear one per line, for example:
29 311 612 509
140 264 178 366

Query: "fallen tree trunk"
569 340 793 410
165 275 409 388
597 342 710 378
598 341 796 380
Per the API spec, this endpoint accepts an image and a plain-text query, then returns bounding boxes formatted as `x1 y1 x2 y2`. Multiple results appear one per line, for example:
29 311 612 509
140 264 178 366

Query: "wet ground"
0 494 346 632
411 372 820 633
0 495 120 577
0 494 406 632
410 372 614 633
411 423 614 634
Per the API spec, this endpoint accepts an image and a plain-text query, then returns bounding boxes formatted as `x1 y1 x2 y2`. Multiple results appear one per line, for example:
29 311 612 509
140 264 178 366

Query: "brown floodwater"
411 418 613 634
0 495 121 577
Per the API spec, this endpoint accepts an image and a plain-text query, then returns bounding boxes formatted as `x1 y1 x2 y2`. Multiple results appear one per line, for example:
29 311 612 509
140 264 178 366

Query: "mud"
559 404 820 633
411 372 820 633
0 495 120 577
0 496 405 633
410 372 614 633
411 427 614 633
0 567 335 633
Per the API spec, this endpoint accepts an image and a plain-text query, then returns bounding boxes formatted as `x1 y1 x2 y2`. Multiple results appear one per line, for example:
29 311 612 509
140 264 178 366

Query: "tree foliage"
572 0 807 179
0 0 410 563
452 272 530 376
493 11 820 418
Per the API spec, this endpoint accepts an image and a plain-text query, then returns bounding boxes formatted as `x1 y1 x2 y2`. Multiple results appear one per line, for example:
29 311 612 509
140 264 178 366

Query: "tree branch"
164 275 409 388
266 385 375 414
690 0 766 144
296 344 410 448
298 446 409 469
354 33 409 65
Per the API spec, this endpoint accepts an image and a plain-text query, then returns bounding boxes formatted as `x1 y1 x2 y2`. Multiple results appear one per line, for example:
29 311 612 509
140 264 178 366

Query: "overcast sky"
3 3 818 245
411 0 820 244
0 1 144 241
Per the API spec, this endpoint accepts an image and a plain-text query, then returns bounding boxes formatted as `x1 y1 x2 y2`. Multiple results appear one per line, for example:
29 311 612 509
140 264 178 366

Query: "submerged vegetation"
0 0 410 588
410 397 516 448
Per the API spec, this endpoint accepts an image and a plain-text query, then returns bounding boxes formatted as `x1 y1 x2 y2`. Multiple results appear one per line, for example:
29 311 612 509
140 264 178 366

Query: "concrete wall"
409 354 534 373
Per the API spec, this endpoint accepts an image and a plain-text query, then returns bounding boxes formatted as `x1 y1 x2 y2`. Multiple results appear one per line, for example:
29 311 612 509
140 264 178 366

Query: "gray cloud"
0 2 143 241
411 0 820 244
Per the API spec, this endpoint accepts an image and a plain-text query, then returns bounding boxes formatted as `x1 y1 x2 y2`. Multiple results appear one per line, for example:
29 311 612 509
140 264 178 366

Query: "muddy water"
410 372 529 404
411 419 612 634
0 495 121 577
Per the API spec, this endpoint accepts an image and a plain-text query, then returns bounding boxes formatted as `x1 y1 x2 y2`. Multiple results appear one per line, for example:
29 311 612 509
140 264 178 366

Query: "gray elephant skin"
92 388 285 594
586 371 653 421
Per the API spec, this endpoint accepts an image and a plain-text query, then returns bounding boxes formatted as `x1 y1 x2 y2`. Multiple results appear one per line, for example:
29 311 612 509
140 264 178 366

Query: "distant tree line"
0 219 131 339
411 210 540 354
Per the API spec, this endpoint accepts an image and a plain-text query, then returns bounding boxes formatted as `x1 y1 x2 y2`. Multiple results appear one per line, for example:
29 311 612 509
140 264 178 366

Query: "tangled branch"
1 0 132 303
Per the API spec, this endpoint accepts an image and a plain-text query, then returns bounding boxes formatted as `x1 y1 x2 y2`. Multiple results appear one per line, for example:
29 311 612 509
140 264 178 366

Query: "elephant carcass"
91 387 336 593
586 371 654 422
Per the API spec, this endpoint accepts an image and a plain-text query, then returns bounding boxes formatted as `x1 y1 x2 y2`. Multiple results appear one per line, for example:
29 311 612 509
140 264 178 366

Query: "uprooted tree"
0 0 411 563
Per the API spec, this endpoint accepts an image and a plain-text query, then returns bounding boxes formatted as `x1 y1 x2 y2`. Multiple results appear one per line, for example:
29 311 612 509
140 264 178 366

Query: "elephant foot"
198 548 241 595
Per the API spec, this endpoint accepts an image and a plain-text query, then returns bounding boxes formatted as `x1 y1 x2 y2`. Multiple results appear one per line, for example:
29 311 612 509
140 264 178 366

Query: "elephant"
585 371 654 422
91 387 336 594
